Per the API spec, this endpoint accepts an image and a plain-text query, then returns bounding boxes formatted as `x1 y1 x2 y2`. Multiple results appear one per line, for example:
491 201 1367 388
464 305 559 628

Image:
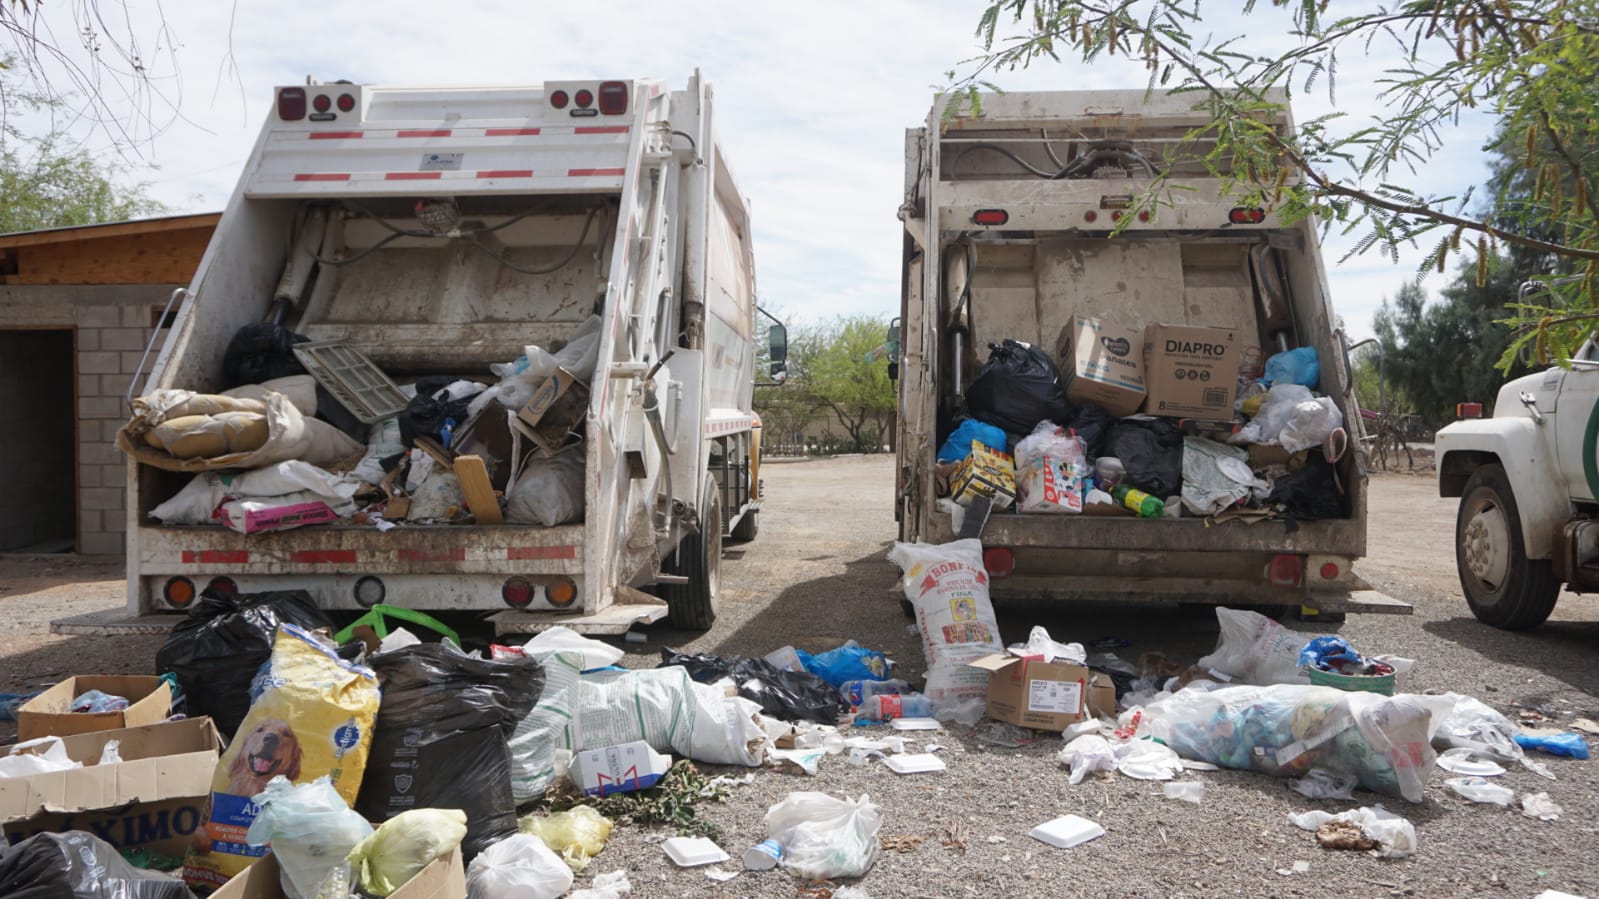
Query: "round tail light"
574 89 593 109
312 94 331 113
354 576 386 608
206 576 238 596
546 578 577 608
163 576 196 608
549 90 569 109
502 577 534 608
336 93 355 112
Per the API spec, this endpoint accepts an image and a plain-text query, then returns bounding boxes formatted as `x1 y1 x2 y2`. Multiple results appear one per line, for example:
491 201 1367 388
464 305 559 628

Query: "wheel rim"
1462 496 1511 590
707 493 723 602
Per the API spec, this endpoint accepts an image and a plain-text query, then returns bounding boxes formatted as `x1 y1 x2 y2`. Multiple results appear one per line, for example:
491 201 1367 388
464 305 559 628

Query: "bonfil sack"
887 539 1004 725
182 623 380 892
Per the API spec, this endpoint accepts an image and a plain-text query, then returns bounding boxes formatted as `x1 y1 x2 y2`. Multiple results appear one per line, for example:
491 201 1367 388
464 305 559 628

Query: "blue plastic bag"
796 640 893 687
1264 347 1320 389
1514 732 1591 759
1297 636 1362 672
937 418 1009 464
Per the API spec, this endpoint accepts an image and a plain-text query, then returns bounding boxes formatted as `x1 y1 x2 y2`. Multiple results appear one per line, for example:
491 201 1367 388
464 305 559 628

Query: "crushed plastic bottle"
859 692 932 721
840 678 910 709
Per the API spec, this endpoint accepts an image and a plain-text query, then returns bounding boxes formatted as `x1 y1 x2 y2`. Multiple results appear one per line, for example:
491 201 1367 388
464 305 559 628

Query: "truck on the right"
1438 311 1599 629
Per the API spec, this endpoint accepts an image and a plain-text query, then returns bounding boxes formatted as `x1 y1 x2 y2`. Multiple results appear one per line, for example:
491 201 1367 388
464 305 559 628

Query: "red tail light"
502 577 534 608
972 209 1009 226
1138 210 1151 222
336 93 355 112
983 547 1015 579
549 89 569 109
277 87 307 121
1084 210 1098 223
1228 207 1267 224
1269 554 1303 588
1457 402 1483 419
598 81 628 115
206 576 238 596
574 89 594 109
1319 562 1341 580
312 94 331 113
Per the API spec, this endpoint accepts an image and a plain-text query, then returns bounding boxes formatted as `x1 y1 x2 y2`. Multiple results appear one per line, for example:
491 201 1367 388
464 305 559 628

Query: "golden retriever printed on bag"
181 623 380 891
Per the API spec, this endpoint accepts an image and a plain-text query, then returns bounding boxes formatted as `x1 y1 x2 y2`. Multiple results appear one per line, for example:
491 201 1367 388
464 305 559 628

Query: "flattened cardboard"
17 675 171 742
211 845 467 899
968 654 1118 730
1058 316 1146 416
1142 324 1244 420
0 717 223 858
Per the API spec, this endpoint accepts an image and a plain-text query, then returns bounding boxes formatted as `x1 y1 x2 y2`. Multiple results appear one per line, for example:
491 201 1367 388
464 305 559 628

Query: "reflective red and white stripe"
171 546 578 565
704 416 756 437
301 125 629 140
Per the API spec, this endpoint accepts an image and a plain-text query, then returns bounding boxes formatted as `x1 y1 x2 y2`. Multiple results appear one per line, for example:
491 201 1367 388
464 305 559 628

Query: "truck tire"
730 509 759 542
1457 464 1559 630
664 478 722 629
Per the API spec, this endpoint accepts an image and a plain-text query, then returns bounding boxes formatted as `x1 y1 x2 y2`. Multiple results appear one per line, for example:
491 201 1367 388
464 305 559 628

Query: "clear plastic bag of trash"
466 833 573 899
1146 684 1436 802
1287 805 1416 858
507 445 586 526
1231 383 1314 446
1289 769 1357 800
474 316 604 415
246 776 374 899
764 792 882 880
1279 397 1344 453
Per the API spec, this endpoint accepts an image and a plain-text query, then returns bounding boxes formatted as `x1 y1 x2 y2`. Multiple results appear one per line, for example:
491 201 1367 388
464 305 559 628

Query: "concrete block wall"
0 285 181 556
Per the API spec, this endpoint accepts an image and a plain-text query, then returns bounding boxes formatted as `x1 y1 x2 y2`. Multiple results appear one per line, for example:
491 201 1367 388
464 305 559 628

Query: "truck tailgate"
136 524 584 575
927 513 1363 555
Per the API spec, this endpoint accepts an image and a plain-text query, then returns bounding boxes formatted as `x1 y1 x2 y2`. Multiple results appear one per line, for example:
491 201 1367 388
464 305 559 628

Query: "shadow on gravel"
1421 615 1599 700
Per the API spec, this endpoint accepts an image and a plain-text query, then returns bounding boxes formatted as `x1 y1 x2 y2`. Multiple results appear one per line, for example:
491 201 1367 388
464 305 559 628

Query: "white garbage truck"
59 72 775 636
893 87 1406 617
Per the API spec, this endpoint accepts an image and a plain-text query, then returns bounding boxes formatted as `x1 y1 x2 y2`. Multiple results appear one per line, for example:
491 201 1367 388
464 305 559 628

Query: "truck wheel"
730 509 759 542
664 478 722 629
1457 464 1559 630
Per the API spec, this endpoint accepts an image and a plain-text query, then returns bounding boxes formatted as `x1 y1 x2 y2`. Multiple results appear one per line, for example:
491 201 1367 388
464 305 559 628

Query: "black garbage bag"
658 649 850 725
398 376 476 448
0 831 196 899
966 339 1074 436
356 644 545 860
1266 454 1344 521
1066 403 1115 458
155 588 333 739
220 322 365 439
1104 417 1184 497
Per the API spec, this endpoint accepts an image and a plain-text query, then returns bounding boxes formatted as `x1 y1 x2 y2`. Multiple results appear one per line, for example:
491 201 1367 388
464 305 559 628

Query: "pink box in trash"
217 498 339 534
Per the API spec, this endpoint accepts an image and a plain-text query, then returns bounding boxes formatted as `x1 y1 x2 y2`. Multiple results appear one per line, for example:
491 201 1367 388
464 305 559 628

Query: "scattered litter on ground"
661 836 730 867
1521 792 1563 821
1288 806 1416 859
1435 747 1507 777
1163 782 1204 803
1029 814 1106 849
1444 777 1514 806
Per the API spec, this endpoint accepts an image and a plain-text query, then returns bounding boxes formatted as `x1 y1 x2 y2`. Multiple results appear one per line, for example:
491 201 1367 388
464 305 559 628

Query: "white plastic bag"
1058 735 1117 785
1230 383 1314 446
1007 625 1085 664
1115 739 1184 781
764 792 882 880
245 776 374 899
1196 606 1312 685
410 471 464 520
352 418 404 485
1013 421 1088 514
1444 776 1514 806
522 626 625 670
568 870 632 899
1279 397 1344 453
466 833 573 899
1287 805 1416 858
887 540 1004 724
0 736 80 778
507 446 586 526
1181 437 1254 516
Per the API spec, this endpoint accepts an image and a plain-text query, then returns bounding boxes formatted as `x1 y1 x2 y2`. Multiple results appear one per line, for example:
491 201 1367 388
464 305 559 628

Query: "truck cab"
1437 333 1599 628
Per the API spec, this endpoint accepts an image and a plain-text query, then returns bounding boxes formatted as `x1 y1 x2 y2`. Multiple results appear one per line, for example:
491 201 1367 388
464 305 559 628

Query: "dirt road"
2 458 1596 897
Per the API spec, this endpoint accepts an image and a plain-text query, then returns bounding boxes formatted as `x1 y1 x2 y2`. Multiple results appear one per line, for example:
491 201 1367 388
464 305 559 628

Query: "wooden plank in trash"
453 454 503 525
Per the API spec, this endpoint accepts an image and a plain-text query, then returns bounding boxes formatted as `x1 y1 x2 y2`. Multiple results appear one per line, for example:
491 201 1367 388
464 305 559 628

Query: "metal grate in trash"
291 339 408 424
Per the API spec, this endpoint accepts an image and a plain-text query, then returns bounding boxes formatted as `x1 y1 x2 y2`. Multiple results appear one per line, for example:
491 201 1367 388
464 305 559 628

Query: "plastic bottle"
744 838 784 870
840 678 911 708
1095 457 1126 492
1112 485 1163 518
859 692 933 721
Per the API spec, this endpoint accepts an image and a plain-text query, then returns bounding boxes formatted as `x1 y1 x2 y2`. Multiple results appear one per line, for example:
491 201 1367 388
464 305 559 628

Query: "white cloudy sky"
17 0 1496 340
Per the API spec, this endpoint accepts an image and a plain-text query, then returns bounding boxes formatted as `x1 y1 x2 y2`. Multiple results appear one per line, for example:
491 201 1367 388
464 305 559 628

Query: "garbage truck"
892 87 1406 616
57 72 773 637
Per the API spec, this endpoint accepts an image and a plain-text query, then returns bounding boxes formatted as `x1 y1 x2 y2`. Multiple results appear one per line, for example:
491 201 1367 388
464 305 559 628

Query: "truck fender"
1437 418 1569 559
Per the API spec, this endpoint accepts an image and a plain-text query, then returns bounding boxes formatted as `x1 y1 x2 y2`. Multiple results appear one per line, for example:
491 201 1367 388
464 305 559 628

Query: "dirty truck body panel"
113 76 760 632
896 88 1382 611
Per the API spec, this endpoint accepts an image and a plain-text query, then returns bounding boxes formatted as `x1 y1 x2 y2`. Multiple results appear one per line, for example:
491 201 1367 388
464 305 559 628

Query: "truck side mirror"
768 323 788 379
886 318 901 380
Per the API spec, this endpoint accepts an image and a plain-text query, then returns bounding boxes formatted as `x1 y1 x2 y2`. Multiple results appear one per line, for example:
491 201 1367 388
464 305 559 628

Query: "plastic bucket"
1308 667 1395 696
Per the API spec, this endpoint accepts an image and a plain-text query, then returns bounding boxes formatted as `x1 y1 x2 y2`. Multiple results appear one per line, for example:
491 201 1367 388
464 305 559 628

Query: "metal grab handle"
125 287 189 410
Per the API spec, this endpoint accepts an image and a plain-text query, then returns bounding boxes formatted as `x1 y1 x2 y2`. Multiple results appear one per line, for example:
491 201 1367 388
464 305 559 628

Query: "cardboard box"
967 654 1118 731
17 675 172 742
950 444 1016 510
211 846 466 899
1142 324 1244 420
0 717 222 858
569 741 673 797
1057 316 1146 416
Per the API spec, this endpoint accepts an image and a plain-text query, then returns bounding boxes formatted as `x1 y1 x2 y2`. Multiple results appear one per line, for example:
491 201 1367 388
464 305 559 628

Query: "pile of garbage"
933 325 1350 524
121 318 603 535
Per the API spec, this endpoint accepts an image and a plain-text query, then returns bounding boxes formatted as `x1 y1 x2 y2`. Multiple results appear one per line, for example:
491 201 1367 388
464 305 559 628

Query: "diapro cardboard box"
1142 324 1244 420
1057 316 1146 416
0 717 222 858
211 846 467 899
967 654 1118 730
17 675 172 742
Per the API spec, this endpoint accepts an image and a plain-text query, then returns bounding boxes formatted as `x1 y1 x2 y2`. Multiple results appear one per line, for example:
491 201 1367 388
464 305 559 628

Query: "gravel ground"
2 457 1597 898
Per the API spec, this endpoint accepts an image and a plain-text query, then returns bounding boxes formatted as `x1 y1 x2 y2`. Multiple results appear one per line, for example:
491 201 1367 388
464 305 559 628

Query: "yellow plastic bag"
182 624 380 892
518 805 613 871
348 808 468 897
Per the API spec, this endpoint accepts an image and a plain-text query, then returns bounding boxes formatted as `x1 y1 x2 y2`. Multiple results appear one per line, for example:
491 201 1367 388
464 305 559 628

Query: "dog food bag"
182 623 381 891
887 539 1004 725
